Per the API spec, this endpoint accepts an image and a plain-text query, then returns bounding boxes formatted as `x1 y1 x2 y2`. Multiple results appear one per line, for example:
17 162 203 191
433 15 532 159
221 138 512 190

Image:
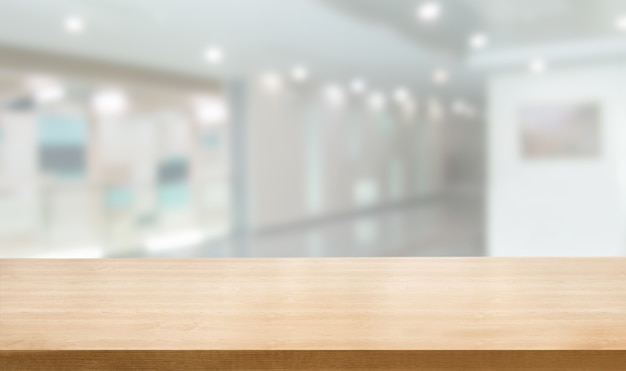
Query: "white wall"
247 83 446 230
488 64 626 256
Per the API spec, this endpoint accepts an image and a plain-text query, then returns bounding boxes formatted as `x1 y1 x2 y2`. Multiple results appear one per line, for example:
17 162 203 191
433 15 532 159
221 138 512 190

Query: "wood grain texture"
1 258 626 351
3 351 626 370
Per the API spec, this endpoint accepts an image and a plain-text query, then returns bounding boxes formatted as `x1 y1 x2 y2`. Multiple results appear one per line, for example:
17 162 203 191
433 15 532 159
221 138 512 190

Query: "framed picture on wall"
519 103 601 159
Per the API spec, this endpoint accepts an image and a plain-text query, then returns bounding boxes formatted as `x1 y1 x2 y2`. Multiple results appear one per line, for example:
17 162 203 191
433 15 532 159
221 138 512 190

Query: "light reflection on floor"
125 196 484 258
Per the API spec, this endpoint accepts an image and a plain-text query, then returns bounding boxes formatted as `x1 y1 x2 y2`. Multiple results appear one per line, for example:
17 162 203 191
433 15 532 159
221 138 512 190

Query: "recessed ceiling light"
617 16 626 31
193 95 229 125
368 91 387 112
417 2 441 22
64 16 85 34
433 69 449 85
470 33 488 49
261 72 283 92
204 46 224 64
91 88 129 117
393 87 411 103
35 84 65 103
350 78 367 94
26 76 66 103
291 65 309 82
530 58 547 74
324 84 346 107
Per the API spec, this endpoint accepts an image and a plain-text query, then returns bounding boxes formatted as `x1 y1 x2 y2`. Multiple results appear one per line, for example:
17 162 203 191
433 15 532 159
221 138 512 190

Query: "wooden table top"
1 258 626 351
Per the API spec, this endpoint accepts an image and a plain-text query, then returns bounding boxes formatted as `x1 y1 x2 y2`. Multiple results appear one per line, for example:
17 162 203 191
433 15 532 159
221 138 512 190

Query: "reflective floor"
120 194 485 258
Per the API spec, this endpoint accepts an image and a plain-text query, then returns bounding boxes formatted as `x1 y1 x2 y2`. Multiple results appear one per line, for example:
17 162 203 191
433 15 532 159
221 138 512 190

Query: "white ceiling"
0 0 481 95
473 0 625 46
0 0 624 95
325 0 626 51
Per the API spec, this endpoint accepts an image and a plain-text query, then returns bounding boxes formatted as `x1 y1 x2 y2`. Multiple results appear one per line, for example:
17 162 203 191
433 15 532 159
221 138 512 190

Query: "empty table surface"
2 258 626 351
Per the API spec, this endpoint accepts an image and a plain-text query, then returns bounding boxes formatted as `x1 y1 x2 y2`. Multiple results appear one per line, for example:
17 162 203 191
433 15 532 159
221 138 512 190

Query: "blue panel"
203 133 221 148
38 113 88 179
158 183 191 209
38 113 88 146
105 187 133 210
57 168 86 180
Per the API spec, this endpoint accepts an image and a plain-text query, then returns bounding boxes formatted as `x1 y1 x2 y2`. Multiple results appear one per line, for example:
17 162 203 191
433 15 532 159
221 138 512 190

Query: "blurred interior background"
0 0 625 258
